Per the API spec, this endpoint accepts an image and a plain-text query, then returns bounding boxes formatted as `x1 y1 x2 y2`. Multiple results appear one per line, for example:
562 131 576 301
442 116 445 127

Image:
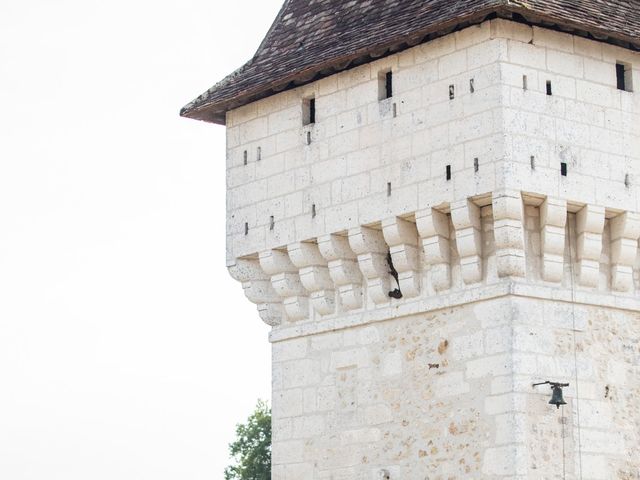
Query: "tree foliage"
224 400 271 480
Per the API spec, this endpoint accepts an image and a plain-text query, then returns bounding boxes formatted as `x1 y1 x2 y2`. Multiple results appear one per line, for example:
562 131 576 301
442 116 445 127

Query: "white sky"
0 1 284 478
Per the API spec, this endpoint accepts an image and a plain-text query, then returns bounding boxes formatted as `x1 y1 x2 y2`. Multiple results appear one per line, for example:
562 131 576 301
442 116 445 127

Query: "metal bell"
549 385 567 409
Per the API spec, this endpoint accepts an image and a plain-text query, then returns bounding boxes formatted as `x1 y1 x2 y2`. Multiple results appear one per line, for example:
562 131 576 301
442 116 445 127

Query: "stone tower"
182 1 640 478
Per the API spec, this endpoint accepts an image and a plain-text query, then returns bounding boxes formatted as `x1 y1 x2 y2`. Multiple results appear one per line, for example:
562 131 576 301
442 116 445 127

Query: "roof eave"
181 4 640 126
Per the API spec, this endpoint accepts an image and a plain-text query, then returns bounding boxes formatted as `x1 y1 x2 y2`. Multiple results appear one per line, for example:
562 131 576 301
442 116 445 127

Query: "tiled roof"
181 0 640 124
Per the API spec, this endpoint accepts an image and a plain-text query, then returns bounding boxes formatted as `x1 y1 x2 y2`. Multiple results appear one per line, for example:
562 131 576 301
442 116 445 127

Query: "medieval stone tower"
182 1 640 478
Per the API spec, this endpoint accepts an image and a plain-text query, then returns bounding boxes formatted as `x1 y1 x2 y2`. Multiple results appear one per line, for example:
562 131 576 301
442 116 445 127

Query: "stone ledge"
269 280 640 342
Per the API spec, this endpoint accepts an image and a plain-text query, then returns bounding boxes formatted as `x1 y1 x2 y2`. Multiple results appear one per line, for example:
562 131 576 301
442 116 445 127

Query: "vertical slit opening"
470 78 475 93
311 204 316 218
387 182 392 197
257 146 261 161
379 70 393 100
616 62 633 92
243 150 248 165
269 216 275 231
560 162 567 176
530 156 536 170
546 81 553 96
523 75 528 91
449 84 455 100
446 165 451 181
303 97 316 125
473 158 479 173
625 173 631 188
244 222 249 235
306 131 311 145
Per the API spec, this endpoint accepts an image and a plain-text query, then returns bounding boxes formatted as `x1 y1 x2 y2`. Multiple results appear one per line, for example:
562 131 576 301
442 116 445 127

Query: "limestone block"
348 226 391 304
317 234 363 311
381 216 421 298
575 205 605 287
451 199 483 284
416 207 451 291
609 212 640 291
540 197 567 282
260 249 310 321
289 242 336 315
228 258 283 326
492 190 526 277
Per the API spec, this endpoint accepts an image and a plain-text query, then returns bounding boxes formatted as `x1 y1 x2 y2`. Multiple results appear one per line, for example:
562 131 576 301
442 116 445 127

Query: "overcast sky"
0 1 284 478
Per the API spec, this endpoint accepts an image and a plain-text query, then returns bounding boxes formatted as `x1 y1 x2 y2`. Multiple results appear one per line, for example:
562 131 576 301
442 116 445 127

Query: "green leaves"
224 400 271 480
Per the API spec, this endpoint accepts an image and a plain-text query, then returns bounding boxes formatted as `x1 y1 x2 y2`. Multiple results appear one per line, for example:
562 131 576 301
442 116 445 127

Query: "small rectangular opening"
243 150 248 165
523 75 528 91
625 173 631 188
473 158 479 173
470 78 475 93
446 165 451 181
269 216 275 231
303 97 316 125
379 70 393 100
530 156 536 170
616 62 633 92
449 85 455 100
306 131 311 145
546 81 552 96
387 182 392 197
311 204 316 218
257 146 262 161
244 222 249 235
560 162 567 176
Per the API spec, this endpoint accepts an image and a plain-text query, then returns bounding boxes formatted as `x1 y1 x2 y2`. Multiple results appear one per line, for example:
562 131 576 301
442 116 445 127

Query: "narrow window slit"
243 150 248 165
379 70 393 100
473 158 479 173
385 71 393 99
546 81 552 96
523 75 528 91
530 156 536 170
560 162 567 176
449 85 455 100
244 222 249 235
470 78 475 93
311 204 317 218
616 62 633 92
392 103 397 118
257 146 261 161
387 182 392 197
446 165 452 181
625 173 631 188
306 131 311 145
269 216 275 231
303 97 316 125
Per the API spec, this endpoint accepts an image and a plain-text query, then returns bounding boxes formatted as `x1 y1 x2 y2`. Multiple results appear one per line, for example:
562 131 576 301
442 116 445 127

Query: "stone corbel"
348 226 391 305
317 234 363 311
259 249 309 322
540 197 567 283
288 241 335 315
451 199 483 284
492 190 526 278
609 211 640 292
416 207 451 292
382 217 420 298
575 205 605 288
227 258 283 326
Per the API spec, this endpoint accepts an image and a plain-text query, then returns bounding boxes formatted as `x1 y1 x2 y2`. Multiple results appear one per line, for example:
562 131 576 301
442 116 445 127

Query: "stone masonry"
191 15 640 480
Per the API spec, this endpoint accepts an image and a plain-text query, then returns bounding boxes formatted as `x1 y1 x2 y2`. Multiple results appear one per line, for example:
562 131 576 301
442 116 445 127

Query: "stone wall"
270 297 640 479
223 18 640 480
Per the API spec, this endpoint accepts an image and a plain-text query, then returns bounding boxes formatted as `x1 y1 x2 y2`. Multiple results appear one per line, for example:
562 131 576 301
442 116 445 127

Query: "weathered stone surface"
212 18 640 480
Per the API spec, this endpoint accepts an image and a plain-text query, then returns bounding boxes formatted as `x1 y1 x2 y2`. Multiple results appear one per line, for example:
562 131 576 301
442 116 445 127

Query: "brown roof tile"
181 0 640 124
